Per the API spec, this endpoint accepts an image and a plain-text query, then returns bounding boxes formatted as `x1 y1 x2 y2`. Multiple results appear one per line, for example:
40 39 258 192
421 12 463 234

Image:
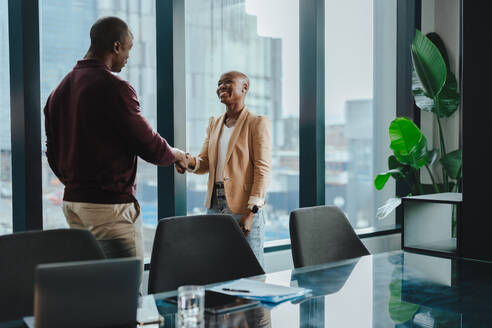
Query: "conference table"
151 250 492 327
2 250 492 327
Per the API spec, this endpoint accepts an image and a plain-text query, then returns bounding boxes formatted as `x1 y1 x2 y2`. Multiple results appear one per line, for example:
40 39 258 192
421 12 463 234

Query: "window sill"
263 224 401 253
144 225 401 270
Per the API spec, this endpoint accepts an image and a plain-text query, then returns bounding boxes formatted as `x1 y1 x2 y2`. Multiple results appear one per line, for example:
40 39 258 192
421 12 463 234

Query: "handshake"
172 148 195 174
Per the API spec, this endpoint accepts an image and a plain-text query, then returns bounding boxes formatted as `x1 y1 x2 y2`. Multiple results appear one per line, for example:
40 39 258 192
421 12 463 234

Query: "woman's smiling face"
216 72 248 105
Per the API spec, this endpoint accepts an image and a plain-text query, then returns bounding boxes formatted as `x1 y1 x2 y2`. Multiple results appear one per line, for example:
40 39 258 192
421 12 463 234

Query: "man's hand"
186 153 197 170
239 212 255 236
172 148 189 174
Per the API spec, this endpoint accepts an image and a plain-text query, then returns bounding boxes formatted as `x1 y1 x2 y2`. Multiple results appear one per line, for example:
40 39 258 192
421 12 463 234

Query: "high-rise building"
185 0 298 241
345 99 373 228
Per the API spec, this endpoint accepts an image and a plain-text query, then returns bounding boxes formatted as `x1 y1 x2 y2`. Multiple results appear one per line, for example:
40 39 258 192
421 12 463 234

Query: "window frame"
7 0 423 255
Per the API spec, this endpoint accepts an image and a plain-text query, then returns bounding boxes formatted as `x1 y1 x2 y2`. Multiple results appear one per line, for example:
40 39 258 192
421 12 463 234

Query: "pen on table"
138 319 164 326
222 287 250 293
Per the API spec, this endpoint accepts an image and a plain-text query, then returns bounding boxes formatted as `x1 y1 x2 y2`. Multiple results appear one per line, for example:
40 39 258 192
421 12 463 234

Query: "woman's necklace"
225 116 237 127
225 105 245 127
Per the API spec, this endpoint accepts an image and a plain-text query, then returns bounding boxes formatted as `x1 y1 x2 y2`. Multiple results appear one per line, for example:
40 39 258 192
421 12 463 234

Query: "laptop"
32 257 140 328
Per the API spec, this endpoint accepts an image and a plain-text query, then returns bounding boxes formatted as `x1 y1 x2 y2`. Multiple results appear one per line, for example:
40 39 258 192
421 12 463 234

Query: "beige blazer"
192 108 271 214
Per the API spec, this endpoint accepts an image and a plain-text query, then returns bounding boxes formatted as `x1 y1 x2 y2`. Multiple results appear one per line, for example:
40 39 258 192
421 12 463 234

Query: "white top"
215 124 235 182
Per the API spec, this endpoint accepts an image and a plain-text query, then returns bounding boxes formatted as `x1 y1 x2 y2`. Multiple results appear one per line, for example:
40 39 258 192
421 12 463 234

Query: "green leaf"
389 118 429 169
413 70 435 112
412 32 460 117
375 170 401 190
428 149 439 166
438 71 460 117
413 70 460 117
426 32 450 69
411 30 447 99
388 155 417 180
388 155 401 170
441 149 462 180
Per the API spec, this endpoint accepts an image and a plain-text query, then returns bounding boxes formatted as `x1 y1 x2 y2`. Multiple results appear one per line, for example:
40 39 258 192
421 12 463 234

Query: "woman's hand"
239 212 255 236
186 153 196 170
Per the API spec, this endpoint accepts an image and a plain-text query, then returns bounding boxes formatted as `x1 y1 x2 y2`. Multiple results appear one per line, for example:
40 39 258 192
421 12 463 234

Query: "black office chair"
148 214 265 294
0 229 106 322
289 205 369 268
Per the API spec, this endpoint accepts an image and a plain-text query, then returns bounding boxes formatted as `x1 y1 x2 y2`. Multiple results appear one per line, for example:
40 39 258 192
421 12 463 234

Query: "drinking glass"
176 285 205 328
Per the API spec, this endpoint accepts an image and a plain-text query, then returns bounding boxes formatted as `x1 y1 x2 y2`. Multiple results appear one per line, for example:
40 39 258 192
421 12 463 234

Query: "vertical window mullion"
299 0 325 208
8 0 43 232
156 0 187 219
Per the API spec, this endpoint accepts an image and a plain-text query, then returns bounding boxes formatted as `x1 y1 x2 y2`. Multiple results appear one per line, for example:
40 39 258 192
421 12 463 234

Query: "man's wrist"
171 147 181 162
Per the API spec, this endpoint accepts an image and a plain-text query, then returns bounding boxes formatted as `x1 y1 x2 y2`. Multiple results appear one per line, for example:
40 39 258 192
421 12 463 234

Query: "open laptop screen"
34 258 140 328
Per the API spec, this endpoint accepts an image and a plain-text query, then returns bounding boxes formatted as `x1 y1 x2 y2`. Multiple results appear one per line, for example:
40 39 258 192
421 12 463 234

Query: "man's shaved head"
89 16 132 54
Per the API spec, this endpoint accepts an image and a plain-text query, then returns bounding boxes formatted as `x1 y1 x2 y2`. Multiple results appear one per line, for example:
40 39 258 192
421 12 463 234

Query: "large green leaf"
438 71 460 117
426 32 450 69
412 32 460 117
413 70 460 117
441 149 462 180
411 30 447 99
388 155 416 183
413 70 434 111
389 118 429 169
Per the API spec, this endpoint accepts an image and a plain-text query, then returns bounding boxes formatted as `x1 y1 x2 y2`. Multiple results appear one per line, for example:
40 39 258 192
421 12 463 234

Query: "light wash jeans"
207 191 265 268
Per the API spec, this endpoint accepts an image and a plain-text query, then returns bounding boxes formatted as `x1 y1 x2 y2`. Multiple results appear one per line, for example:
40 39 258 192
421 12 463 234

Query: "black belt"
214 182 225 198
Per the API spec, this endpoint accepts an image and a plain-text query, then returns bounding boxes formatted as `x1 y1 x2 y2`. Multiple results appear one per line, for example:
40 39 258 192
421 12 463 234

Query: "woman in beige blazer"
185 71 271 267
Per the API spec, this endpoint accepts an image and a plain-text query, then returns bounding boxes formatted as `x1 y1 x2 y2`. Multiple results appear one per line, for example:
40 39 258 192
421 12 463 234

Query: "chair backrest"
0 229 105 321
289 205 369 268
148 214 265 294
34 258 140 328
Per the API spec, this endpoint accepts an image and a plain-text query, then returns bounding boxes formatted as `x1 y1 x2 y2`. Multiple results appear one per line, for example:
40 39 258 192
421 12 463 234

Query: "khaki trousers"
62 201 144 280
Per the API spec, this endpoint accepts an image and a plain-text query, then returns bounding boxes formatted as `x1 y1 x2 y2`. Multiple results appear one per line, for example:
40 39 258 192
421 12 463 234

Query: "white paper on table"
209 278 310 303
137 294 160 326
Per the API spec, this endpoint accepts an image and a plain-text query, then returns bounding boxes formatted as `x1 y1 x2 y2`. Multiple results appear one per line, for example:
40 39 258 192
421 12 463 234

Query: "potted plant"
374 30 461 225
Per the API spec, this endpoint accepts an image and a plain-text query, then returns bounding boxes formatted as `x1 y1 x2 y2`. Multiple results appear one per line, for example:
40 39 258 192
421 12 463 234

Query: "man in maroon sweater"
43 17 187 271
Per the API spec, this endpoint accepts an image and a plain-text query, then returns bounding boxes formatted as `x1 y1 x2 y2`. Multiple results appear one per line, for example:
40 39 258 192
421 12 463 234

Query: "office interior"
1 0 491 327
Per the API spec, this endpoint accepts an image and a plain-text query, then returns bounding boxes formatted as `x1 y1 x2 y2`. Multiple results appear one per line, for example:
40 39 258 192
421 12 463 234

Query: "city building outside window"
39 0 158 257
185 0 300 243
0 0 13 235
325 0 397 230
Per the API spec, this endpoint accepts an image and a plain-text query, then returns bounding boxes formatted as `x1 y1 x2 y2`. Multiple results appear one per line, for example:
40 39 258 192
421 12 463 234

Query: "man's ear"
113 40 121 54
242 82 249 94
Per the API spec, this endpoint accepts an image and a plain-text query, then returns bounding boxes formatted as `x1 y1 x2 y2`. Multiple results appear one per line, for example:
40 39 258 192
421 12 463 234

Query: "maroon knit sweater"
44 59 175 204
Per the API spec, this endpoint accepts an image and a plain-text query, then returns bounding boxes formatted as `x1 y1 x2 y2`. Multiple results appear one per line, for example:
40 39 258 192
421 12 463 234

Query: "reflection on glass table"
152 251 492 327
3 251 492 327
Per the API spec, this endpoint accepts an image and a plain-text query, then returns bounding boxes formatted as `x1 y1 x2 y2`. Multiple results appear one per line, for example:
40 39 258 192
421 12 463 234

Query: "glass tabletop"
153 250 492 327
2 250 491 327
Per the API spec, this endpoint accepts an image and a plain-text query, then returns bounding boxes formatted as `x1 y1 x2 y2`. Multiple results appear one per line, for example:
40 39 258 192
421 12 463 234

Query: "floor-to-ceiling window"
39 0 158 258
0 0 13 235
324 0 397 230
184 0 300 242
